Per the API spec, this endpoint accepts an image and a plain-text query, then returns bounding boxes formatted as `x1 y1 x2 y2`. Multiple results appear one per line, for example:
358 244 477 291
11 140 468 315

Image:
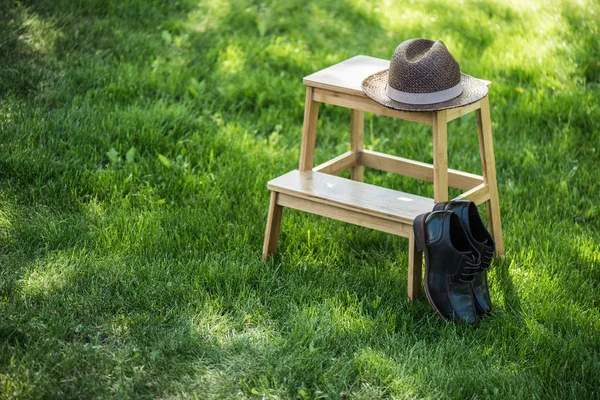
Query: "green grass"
0 0 599 398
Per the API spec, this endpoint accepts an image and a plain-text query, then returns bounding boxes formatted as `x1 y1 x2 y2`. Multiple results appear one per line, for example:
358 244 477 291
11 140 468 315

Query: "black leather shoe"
434 200 495 315
413 210 481 327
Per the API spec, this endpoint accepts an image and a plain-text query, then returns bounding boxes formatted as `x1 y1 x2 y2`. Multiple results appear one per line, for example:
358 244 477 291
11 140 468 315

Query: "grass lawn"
1 0 599 398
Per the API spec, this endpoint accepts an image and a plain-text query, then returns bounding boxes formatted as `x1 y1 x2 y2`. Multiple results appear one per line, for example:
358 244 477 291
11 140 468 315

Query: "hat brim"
361 70 488 112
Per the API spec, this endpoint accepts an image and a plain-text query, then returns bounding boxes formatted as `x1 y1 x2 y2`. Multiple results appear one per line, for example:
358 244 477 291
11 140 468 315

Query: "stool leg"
262 191 283 259
432 110 449 202
477 96 505 256
350 109 364 182
299 87 320 171
407 231 422 300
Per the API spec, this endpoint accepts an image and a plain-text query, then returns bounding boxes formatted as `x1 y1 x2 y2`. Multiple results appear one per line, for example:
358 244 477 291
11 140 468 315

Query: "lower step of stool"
267 170 434 234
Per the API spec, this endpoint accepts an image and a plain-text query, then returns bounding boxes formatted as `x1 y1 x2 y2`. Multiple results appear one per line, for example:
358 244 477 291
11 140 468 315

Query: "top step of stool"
303 55 492 97
303 55 387 97
268 170 434 225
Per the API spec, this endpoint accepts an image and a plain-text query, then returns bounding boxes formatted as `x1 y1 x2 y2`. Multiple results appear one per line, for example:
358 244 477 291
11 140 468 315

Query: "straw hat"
362 39 488 112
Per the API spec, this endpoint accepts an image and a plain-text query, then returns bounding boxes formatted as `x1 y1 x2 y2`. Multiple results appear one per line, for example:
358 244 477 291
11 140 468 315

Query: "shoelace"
481 247 494 266
458 255 480 283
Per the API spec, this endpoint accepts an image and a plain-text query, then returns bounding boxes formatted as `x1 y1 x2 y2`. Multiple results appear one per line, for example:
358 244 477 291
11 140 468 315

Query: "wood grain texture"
268 170 434 225
303 55 388 97
432 110 449 202
313 151 356 175
454 183 490 204
350 109 365 181
446 101 481 122
262 191 283 259
299 87 320 171
312 88 434 125
360 150 483 191
277 193 412 237
477 96 505 256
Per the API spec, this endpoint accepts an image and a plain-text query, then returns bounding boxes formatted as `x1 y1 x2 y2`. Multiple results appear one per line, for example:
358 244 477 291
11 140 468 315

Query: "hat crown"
388 39 461 94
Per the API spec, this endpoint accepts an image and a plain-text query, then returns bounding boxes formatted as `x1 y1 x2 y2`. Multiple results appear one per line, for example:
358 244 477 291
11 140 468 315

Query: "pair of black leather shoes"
413 200 495 327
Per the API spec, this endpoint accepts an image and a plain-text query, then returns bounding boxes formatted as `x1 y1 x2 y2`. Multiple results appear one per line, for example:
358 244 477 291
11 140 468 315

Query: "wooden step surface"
303 55 492 98
268 170 434 225
303 55 387 97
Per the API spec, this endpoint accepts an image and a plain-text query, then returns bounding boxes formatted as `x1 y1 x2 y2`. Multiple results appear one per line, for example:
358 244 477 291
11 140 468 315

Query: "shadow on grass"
0 2 51 98
492 255 524 319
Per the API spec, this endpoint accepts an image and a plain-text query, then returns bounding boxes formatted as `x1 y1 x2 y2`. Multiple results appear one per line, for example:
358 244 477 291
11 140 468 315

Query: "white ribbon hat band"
385 82 463 105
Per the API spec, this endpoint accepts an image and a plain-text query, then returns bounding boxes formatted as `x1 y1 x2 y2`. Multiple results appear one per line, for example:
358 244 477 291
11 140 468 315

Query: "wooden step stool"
262 55 504 300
